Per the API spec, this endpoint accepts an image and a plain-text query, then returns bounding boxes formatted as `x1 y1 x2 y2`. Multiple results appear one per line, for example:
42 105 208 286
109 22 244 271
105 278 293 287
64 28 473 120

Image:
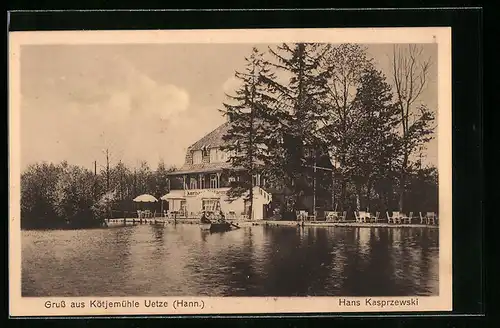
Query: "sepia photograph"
9 28 452 315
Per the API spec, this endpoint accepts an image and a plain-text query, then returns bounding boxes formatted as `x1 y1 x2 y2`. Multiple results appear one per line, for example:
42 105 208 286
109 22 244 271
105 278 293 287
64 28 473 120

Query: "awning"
160 192 186 200
198 190 221 199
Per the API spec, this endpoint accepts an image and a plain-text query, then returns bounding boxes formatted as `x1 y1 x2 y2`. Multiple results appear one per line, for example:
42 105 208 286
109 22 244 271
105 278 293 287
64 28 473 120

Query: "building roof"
188 122 231 151
166 161 241 176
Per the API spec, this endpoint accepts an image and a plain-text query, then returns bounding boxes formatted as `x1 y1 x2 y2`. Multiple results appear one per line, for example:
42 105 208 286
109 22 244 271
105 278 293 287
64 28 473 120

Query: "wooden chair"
386 212 392 224
406 212 414 224
371 211 380 223
400 212 411 224
392 211 402 224
419 212 426 224
227 211 237 220
426 212 437 225
325 211 337 222
338 211 347 222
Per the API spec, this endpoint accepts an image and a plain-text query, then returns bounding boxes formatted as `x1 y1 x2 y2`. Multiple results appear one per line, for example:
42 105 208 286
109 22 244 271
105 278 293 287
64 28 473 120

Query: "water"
22 224 439 297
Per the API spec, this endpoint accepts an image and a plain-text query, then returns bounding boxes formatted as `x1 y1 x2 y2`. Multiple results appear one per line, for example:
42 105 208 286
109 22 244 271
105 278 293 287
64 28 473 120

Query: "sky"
19 43 437 172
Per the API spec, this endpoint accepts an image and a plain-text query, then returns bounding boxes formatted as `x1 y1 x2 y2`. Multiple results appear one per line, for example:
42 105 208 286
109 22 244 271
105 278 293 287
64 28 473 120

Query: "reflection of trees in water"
182 227 263 296
345 228 395 296
255 226 340 296
339 228 392 296
386 228 438 296
149 225 165 261
24 224 440 297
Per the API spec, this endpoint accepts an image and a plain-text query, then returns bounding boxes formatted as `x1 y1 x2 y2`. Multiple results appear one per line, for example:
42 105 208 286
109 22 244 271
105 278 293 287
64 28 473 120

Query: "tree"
320 44 374 210
348 66 400 211
390 44 435 211
20 162 62 228
152 159 170 199
135 161 152 195
54 164 97 227
110 161 132 200
263 43 329 213
220 47 275 220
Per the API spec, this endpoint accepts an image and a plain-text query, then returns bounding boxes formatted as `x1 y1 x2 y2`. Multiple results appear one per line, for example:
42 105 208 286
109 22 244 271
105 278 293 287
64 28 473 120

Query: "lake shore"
103 217 439 229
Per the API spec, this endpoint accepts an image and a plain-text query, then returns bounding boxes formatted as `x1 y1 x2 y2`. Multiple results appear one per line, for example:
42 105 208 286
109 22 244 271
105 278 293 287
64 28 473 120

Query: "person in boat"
217 209 227 223
200 210 212 224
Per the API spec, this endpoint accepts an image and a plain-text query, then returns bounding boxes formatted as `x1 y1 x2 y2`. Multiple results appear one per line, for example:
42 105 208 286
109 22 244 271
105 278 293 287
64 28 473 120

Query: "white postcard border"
8 27 452 316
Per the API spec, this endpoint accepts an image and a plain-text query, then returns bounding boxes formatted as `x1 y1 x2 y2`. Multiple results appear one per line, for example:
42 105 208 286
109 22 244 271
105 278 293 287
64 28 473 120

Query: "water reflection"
22 225 439 297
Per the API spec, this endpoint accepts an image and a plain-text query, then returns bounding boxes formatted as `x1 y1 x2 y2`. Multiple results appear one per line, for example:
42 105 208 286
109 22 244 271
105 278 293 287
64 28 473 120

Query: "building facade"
164 122 272 220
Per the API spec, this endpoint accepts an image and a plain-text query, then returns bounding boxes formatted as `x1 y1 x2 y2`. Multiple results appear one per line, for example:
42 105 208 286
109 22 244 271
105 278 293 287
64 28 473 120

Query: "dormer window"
193 150 202 164
201 145 209 157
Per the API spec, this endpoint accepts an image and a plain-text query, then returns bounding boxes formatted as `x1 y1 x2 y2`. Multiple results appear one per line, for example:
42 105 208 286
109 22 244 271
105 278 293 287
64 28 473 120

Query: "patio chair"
400 212 411 224
372 211 381 223
386 212 392 224
354 211 361 223
426 212 437 225
163 210 168 218
325 211 336 222
339 211 347 222
392 211 402 224
419 212 426 224
137 210 142 218
360 211 370 223
406 212 414 224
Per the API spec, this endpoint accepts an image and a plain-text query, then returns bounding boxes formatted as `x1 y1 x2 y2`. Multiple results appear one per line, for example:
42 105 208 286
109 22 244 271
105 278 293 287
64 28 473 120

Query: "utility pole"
93 160 97 201
313 164 316 217
304 164 335 213
105 149 110 191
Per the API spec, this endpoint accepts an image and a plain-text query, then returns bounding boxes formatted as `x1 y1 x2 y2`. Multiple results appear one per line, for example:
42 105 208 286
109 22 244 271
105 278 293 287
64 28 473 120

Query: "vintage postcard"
9 27 452 316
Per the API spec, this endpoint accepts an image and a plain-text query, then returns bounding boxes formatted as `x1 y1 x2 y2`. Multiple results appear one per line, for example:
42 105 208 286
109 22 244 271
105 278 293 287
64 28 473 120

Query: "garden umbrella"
133 194 158 203
133 194 158 213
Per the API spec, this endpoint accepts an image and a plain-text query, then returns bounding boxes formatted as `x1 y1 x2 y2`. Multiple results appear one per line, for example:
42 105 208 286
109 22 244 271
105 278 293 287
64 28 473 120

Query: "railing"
255 186 272 204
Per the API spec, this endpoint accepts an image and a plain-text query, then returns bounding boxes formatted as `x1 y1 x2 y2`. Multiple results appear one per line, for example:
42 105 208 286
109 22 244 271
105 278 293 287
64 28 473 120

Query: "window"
180 200 187 216
210 148 217 163
202 199 217 212
193 151 202 164
190 178 197 190
200 175 205 189
201 146 209 157
210 174 218 189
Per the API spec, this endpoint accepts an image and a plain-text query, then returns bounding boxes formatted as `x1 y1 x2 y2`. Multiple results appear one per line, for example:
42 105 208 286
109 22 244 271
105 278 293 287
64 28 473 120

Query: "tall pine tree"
220 47 275 220
348 66 400 211
263 43 329 214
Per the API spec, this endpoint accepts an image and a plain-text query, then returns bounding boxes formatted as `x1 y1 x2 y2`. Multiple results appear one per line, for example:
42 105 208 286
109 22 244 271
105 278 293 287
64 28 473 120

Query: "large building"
163 122 272 220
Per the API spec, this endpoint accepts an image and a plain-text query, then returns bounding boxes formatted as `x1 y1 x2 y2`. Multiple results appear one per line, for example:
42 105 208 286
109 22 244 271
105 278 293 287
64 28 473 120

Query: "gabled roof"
188 122 231 151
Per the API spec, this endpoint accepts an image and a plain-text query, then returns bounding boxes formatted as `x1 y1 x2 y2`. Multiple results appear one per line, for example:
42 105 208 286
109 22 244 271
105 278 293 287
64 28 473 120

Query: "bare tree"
320 44 374 211
390 44 435 211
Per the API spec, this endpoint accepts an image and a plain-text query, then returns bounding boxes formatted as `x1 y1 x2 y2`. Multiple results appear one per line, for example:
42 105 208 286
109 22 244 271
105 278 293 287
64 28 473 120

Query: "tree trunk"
249 187 254 220
340 178 347 211
398 180 405 212
355 183 362 211
366 181 372 211
398 153 409 212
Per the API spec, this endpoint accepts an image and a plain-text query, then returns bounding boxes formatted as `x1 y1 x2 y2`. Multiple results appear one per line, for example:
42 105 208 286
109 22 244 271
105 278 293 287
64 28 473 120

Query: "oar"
228 221 241 229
